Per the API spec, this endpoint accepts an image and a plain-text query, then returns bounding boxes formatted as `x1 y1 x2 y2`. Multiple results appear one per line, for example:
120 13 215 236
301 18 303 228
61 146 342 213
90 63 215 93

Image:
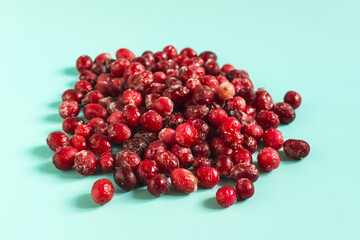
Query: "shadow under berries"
31 145 53 160
44 113 63 123
132 188 157 200
75 193 99 209
61 67 78 76
203 197 223 209
38 162 84 180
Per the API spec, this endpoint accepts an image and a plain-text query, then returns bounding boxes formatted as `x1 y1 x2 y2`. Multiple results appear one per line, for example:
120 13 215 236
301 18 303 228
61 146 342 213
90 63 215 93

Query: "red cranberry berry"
242 135 258 154
73 123 92 138
88 134 112 155
114 167 137 191
230 163 259 182
185 118 209 140
136 160 159 183
120 89 142 107
253 89 274 112
192 156 212 171
283 139 310 160
184 105 210 120
145 93 160 109
208 108 228 127
241 124 263 141
165 113 185 129
62 89 83 103
216 186 237 207
237 87 256 105
87 118 104 129
255 110 280 130
273 102 296 124
154 150 179 176
170 168 198 193
108 78 125 96
210 138 233 156
226 69 249 81
91 179 114 205
235 178 255 200
74 150 97 176
94 53 111 64
192 86 214 105
83 103 108 120
175 123 199 147
162 85 190 109
204 59 220 75
47 131 70 151
52 146 78 170
153 71 167 84
111 58 131 77
163 45 178 58
123 62 145 80
217 81 235 100
133 131 158 144
221 64 235 74
75 80 93 94
257 147 280 172
107 111 126 125
91 63 107 75
116 150 141 169
214 154 234 178
185 78 201 95
218 117 241 136
180 47 197 58
130 71 154 92
82 91 104 105
199 51 217 62
107 123 131 143
122 138 147 156
231 148 253 165
98 152 115 172
226 96 246 112
147 174 170 197
223 131 244 150
284 91 302 109
151 97 174 117
171 144 194 169
195 167 219 188
76 55 93 72
199 75 219 91
115 48 135 61
123 104 141 127
141 110 164 133
70 135 88 151
59 101 80 119
158 128 176 147
93 123 108 135
263 128 284 150
144 140 168 160
191 140 211 157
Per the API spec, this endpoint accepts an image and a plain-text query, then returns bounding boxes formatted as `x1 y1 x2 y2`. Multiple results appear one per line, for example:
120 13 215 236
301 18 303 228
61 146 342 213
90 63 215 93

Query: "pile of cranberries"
46 46 310 207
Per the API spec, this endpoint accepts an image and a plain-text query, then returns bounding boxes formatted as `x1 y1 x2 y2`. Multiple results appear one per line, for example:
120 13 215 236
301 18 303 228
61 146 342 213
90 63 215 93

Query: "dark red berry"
47 131 70 151
62 117 85 134
192 156 212 171
93 123 108 135
263 128 284 150
91 179 114 205
230 163 259 182
284 91 301 109
226 69 249 80
111 58 131 77
170 168 197 193
120 89 142 107
255 110 280 130
257 147 280 171
231 148 253 165
193 86 214 105
184 105 209 120
86 117 105 128
214 154 234 178
235 178 254 200
114 167 137 191
273 102 296 124
147 174 170 197
107 111 126 125
88 134 112 156
122 138 147 156
62 89 83 103
52 146 78 170
144 140 168 160
82 90 104 105
283 139 310 160
208 108 228 127
75 80 93 94
165 112 185 129
163 45 178 58
210 138 233 156
132 131 158 144
191 140 211 157
221 64 235 74
94 53 111 64
195 167 219 188
70 135 88 151
151 97 174 117
136 160 159 183
218 117 241 136
107 123 131 143
185 118 209 141
154 150 179 176
98 152 115 172
241 124 263 141
253 89 274 112
242 135 258 154
216 186 237 207
116 150 141 170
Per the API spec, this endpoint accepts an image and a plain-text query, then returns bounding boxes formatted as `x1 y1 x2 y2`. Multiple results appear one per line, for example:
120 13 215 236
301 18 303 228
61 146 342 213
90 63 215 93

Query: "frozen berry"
115 48 135 61
83 103 108 120
217 82 235 100
255 110 280 130
235 178 255 200
59 100 80 119
141 110 164 133
175 123 199 147
273 102 296 124
263 128 284 150
76 55 93 72
91 179 114 205
74 150 97 176
283 139 310 160
230 163 259 182
208 108 228 127
147 174 170 197
144 140 168 160
120 89 142 107
123 104 141 127
52 146 78 170
158 128 176 147
122 138 147 156
70 135 88 151
284 91 301 109
195 167 219 188
136 160 159 183
214 154 234 178
47 131 70 151
216 186 237 207
192 86 214 105
62 117 84 134
257 147 280 172
241 124 263 141
231 148 253 165
170 168 197 193
88 134 112 155
154 151 179 176
107 123 131 143
171 144 194 169
114 167 137 191
150 97 174 117
74 124 92 138
98 152 115 172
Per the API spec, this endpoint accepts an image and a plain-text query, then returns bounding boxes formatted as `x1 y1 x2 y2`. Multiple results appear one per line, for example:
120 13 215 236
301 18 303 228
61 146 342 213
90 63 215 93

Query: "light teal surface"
1 0 359 239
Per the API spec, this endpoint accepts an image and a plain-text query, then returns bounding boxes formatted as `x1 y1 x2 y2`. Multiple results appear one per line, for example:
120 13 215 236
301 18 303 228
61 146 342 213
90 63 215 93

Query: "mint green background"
1 0 359 239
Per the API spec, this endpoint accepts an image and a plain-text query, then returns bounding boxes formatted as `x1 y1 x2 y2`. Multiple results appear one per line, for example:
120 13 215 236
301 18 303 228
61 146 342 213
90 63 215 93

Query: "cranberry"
150 97 174 117
257 147 280 171
185 118 209 141
216 75 228 84
185 78 201 95
165 112 185 129
119 89 142 107
184 105 209 120
204 59 220 75
216 82 235 100
108 78 125 96
154 150 179 176
153 71 167 83
226 96 246 112
192 86 214 105
191 140 211 157
171 144 194 169
190 57 205 67
242 135 258 154
235 178 255 200
253 89 274 112
237 87 256 105
62 89 83 103
255 110 280 130
223 131 244 149
155 59 177 73
192 156 212 171
107 123 131 143
91 179 114 205
158 128 176 147
86 117 104 128
244 106 256 118
59 100 80 119
263 128 284 150
208 108 228 127
94 83 110 96
47 131 70 151
133 131 158 144
130 71 154 92
88 134 112 155
216 186 237 207
140 110 164 133
83 103 108 120
115 150 141 170
195 167 219 188
82 91 104 105
163 45 177 58
147 174 170 197
283 139 310 160
115 48 135 61
94 53 111 64
284 91 302 109
93 123 108 135
200 75 219 91
170 168 197 193
136 160 159 183
123 62 145 80
98 97 115 108
231 148 253 165
70 135 88 151
110 58 130 77
273 102 296 124
75 80 93 94
175 123 199 147
241 124 263 141
76 55 93 72
199 51 217 62
210 138 233 156
221 64 235 74
226 69 249 80
180 48 197 58
122 138 147 156
114 167 137 191
144 140 168 160
52 146 78 170
123 104 141 127
98 152 115 172
74 124 92 138
107 111 126 125
214 154 234 177
162 85 190 109
144 93 160 109
218 117 241 136
74 150 97 176
91 62 107 75
230 163 259 182
154 51 168 62
232 78 254 92
106 102 124 115
146 83 167 95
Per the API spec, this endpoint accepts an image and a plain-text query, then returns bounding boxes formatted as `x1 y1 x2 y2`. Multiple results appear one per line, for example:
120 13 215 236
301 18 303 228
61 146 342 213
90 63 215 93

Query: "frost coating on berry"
170 168 198 193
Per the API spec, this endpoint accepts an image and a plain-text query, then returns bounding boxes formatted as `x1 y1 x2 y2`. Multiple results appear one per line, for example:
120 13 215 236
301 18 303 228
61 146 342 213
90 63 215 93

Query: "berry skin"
150 97 174 117
59 101 80 119
231 148 253 165
52 146 78 170
91 179 114 205
120 89 142 107
235 178 255 200
107 123 131 143
76 55 93 72
192 156 212 171
216 186 237 208
195 167 220 188
136 160 159 184
122 138 148 156
123 104 141 127
253 89 274 112
185 118 210 141
273 102 296 124
218 117 241 136
86 118 105 128
171 144 194 169
114 167 137 191
62 117 84 134
192 86 214 105
214 154 234 178
263 128 284 150
74 150 97 176
158 128 176 147
208 108 228 127
88 134 112 156
241 124 263 141
210 137 233 156
116 150 141 169
98 152 115 172
62 89 83 103
83 103 108 120
141 110 164 133
74 124 92 138
217 82 235 100
144 140 168 160
284 91 302 109
283 139 310 160
154 151 180 176
257 147 280 172
191 140 211 157
242 135 258 154
230 163 259 182
111 58 131 77
255 110 280 130
47 131 70 151
170 168 198 193
175 123 199 147
70 135 88 151
115 48 135 61
165 113 185 129
147 174 170 197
